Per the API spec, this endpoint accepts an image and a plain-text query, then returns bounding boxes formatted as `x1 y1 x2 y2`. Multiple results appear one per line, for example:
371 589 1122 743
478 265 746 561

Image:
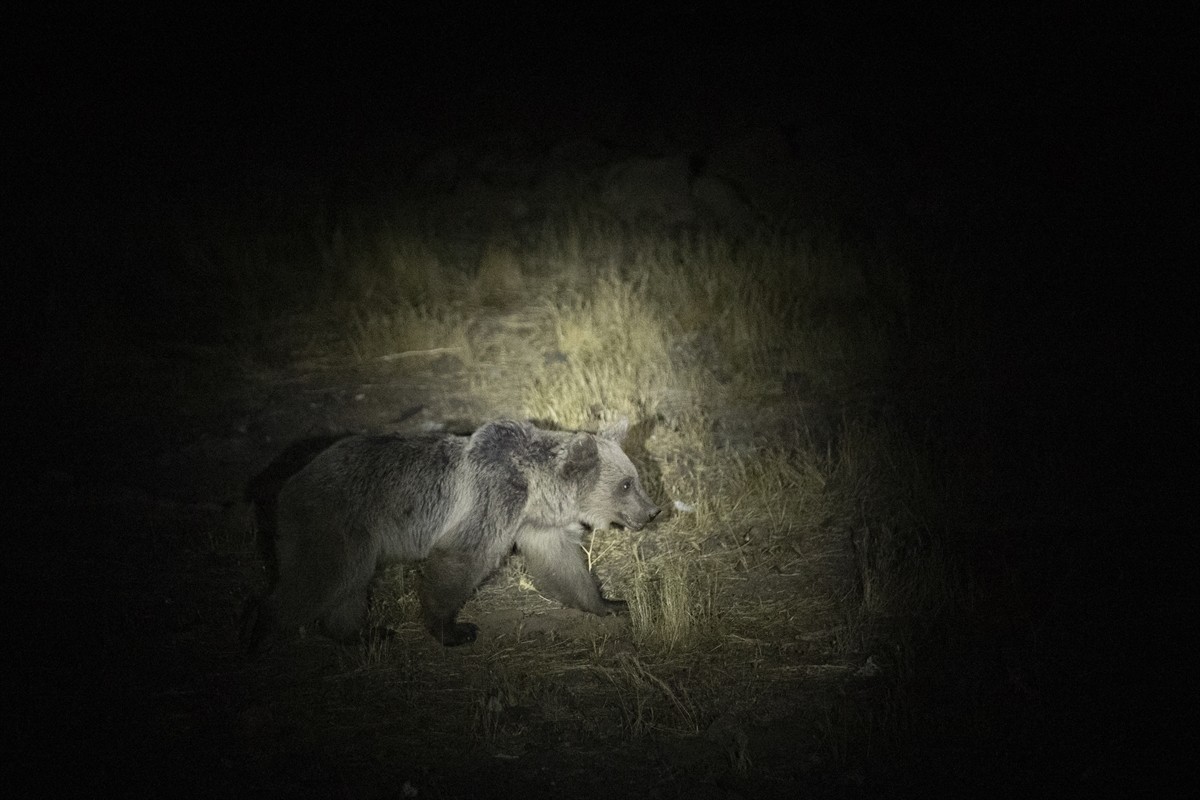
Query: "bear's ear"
598 416 629 444
562 432 599 478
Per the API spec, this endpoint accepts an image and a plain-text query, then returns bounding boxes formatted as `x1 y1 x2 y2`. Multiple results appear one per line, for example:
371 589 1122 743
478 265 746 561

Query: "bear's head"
563 417 661 532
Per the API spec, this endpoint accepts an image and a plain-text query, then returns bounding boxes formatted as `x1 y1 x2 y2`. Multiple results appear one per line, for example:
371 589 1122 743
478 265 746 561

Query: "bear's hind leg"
243 592 281 654
420 546 495 646
321 588 371 644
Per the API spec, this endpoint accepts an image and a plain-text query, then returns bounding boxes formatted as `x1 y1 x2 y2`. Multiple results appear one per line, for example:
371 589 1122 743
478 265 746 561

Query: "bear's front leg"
517 528 622 616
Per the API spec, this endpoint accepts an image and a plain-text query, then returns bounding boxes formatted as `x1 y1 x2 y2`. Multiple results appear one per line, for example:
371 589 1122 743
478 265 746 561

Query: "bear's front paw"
433 621 478 646
603 599 629 616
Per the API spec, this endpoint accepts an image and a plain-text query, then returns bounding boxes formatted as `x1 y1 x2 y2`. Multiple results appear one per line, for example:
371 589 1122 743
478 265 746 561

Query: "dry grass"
627 553 718 654
602 653 702 736
347 303 473 363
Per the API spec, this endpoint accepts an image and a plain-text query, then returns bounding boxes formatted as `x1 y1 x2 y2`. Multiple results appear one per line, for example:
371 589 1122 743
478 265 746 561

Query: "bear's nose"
647 506 661 521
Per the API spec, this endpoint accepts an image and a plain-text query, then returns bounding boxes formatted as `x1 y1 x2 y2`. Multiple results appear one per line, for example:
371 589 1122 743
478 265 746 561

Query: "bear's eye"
620 479 632 492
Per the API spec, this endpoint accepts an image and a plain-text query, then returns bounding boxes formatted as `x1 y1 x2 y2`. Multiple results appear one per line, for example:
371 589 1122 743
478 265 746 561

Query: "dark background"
11 5 1193 793
18 5 1189 533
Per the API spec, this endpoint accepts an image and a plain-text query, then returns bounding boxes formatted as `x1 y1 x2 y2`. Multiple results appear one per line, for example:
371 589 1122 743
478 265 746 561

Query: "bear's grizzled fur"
246 418 659 648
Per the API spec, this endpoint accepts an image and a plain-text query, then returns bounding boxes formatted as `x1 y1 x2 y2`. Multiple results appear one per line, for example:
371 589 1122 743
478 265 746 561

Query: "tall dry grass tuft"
628 554 718 654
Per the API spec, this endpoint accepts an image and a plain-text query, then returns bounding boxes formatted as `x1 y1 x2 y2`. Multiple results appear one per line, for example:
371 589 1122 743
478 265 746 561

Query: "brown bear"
246 418 660 648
